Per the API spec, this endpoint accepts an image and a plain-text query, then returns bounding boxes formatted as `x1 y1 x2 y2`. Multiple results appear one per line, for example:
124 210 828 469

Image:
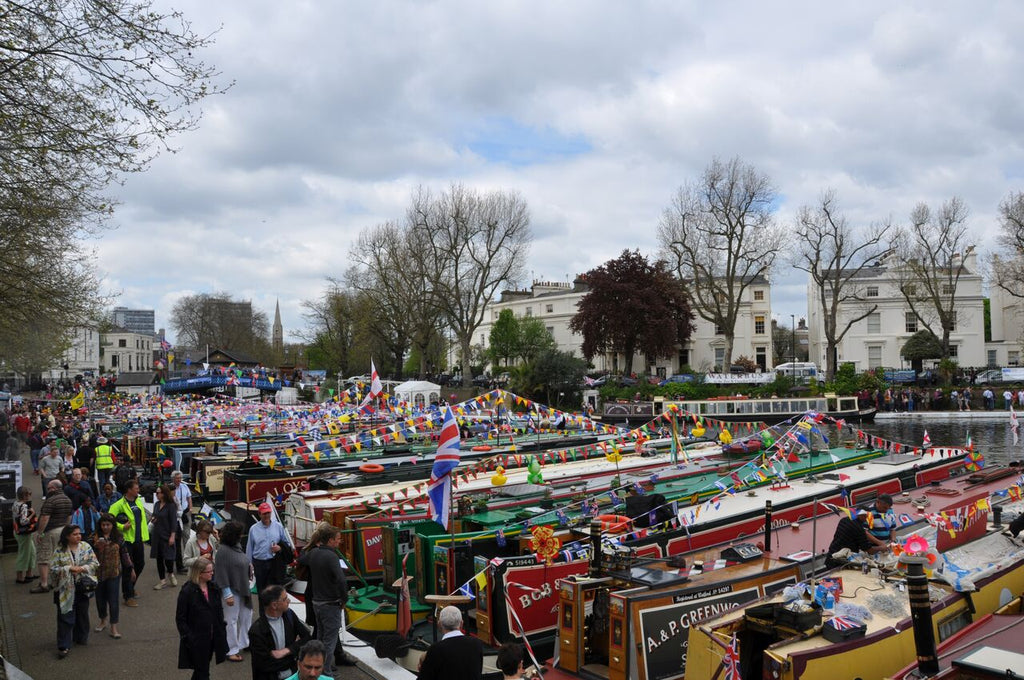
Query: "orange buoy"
596 514 632 533
471 445 492 452
358 462 385 474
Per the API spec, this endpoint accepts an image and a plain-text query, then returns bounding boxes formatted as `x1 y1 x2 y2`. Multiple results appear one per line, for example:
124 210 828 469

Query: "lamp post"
791 314 796 381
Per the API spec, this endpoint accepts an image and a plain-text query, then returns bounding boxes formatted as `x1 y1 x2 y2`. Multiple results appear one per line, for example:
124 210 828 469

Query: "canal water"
860 415 1023 467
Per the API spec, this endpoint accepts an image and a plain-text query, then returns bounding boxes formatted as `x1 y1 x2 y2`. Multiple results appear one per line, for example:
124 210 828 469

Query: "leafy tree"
409 183 532 387
569 250 694 376
792 190 894 380
531 348 588 407
0 1 226 362
488 309 519 367
658 156 785 367
299 282 358 375
900 330 943 366
516 317 556 363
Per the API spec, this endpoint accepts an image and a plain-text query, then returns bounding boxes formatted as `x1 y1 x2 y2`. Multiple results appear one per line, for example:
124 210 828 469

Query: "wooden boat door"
556 576 614 674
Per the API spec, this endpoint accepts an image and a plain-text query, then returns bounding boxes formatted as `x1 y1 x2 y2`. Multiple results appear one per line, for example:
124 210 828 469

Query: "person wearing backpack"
13 486 38 583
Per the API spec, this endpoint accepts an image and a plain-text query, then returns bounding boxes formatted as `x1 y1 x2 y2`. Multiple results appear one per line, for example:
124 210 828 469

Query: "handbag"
77 574 98 595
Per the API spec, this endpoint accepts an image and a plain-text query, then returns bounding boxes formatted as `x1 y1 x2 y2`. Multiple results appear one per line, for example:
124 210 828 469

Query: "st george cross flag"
427 406 461 528
360 359 384 407
1012 408 1020 446
922 430 931 448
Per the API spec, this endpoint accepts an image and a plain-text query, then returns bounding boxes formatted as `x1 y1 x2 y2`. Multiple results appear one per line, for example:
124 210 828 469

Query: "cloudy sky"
98 1 1024 344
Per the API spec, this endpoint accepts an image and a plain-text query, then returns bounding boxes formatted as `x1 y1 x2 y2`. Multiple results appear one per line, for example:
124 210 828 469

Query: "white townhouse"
476 277 774 376
100 327 154 375
806 252 986 371
987 282 1024 367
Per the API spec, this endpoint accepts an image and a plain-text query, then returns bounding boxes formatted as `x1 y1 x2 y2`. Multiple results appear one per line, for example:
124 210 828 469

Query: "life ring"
472 445 492 452
359 463 385 474
597 514 632 534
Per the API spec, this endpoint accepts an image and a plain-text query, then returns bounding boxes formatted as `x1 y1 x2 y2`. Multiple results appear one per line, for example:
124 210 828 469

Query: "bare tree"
170 293 269 358
298 281 358 376
992 190 1024 297
792 190 894 380
409 184 532 387
658 156 785 367
893 197 974 358
348 221 445 378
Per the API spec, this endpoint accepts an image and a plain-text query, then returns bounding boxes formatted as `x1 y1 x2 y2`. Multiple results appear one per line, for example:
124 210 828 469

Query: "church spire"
272 298 283 353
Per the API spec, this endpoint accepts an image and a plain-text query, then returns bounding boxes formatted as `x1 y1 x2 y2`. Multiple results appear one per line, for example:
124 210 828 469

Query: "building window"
866 286 878 298
755 347 767 370
118 339 126 348
942 284 954 295
111 355 118 368
902 283 917 296
545 304 553 314
678 349 690 369
755 315 765 335
947 313 957 331
948 345 959 358
714 348 725 370
714 323 724 335
753 290 764 301
867 345 882 369
988 350 998 367
905 313 917 333
525 307 532 317
867 313 881 334
1010 351 1019 366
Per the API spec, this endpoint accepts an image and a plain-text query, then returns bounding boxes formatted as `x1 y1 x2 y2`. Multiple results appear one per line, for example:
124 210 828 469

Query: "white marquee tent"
393 380 442 407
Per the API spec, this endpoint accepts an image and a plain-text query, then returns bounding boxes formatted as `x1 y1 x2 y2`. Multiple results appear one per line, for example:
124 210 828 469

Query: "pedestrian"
175 556 228 680
70 494 100 543
151 484 179 589
108 479 148 607
214 520 253 663
32 479 73 593
74 434 96 474
248 585 313 680
170 471 193 574
94 435 115 489
183 520 219 568
28 428 44 476
417 605 485 680
92 513 131 640
12 486 38 583
64 468 93 510
1005 389 1015 410
496 642 528 680
95 481 122 514
297 524 353 675
290 640 333 680
51 524 99 659
246 502 289 612
39 443 63 495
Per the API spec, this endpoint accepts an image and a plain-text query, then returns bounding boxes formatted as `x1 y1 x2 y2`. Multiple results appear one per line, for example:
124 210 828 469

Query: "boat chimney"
901 554 940 676
590 519 603 575
763 500 773 551
993 505 1003 529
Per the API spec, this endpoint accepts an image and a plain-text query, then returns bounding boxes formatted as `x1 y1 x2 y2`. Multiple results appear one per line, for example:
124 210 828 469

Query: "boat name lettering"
517 583 553 610
646 601 743 653
365 534 382 548
673 585 732 603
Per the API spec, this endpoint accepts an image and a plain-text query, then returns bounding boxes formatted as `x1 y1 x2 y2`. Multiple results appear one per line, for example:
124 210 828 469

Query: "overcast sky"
98 1 1024 344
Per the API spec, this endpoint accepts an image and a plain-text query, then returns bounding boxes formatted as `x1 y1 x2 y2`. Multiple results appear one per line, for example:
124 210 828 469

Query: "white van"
774 362 825 385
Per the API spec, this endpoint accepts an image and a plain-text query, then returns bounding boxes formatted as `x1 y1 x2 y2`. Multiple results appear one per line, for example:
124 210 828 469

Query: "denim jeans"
313 602 342 675
95 577 120 624
30 448 40 472
56 589 91 650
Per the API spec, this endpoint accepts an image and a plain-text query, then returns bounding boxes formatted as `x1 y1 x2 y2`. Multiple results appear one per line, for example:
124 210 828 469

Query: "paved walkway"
0 441 375 680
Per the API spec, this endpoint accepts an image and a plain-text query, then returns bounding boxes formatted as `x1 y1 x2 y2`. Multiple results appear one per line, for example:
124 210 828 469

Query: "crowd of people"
858 385 1024 412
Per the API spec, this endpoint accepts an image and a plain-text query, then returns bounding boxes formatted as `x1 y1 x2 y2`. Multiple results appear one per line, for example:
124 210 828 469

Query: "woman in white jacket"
182 520 220 568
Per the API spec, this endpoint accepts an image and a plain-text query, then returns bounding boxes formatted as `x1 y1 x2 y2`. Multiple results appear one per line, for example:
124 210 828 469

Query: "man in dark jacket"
297 525 352 675
418 605 485 680
248 585 312 680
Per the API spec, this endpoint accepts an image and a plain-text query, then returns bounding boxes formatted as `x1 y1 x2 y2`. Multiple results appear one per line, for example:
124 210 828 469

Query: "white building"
101 327 154 374
987 282 1024 367
476 277 774 376
806 252 986 370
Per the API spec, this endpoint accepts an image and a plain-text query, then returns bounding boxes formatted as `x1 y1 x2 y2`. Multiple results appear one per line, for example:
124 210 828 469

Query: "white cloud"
96 1 1024 343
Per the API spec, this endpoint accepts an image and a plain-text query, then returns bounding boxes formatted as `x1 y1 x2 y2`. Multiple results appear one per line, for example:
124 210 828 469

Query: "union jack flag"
427 407 461 528
159 339 172 351
723 632 740 680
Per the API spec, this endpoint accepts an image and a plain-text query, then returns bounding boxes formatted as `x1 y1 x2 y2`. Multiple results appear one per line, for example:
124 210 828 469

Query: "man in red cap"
247 501 290 615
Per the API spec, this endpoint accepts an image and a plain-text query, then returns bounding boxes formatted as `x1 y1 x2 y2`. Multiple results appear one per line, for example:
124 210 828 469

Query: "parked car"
659 374 696 386
976 369 1003 385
